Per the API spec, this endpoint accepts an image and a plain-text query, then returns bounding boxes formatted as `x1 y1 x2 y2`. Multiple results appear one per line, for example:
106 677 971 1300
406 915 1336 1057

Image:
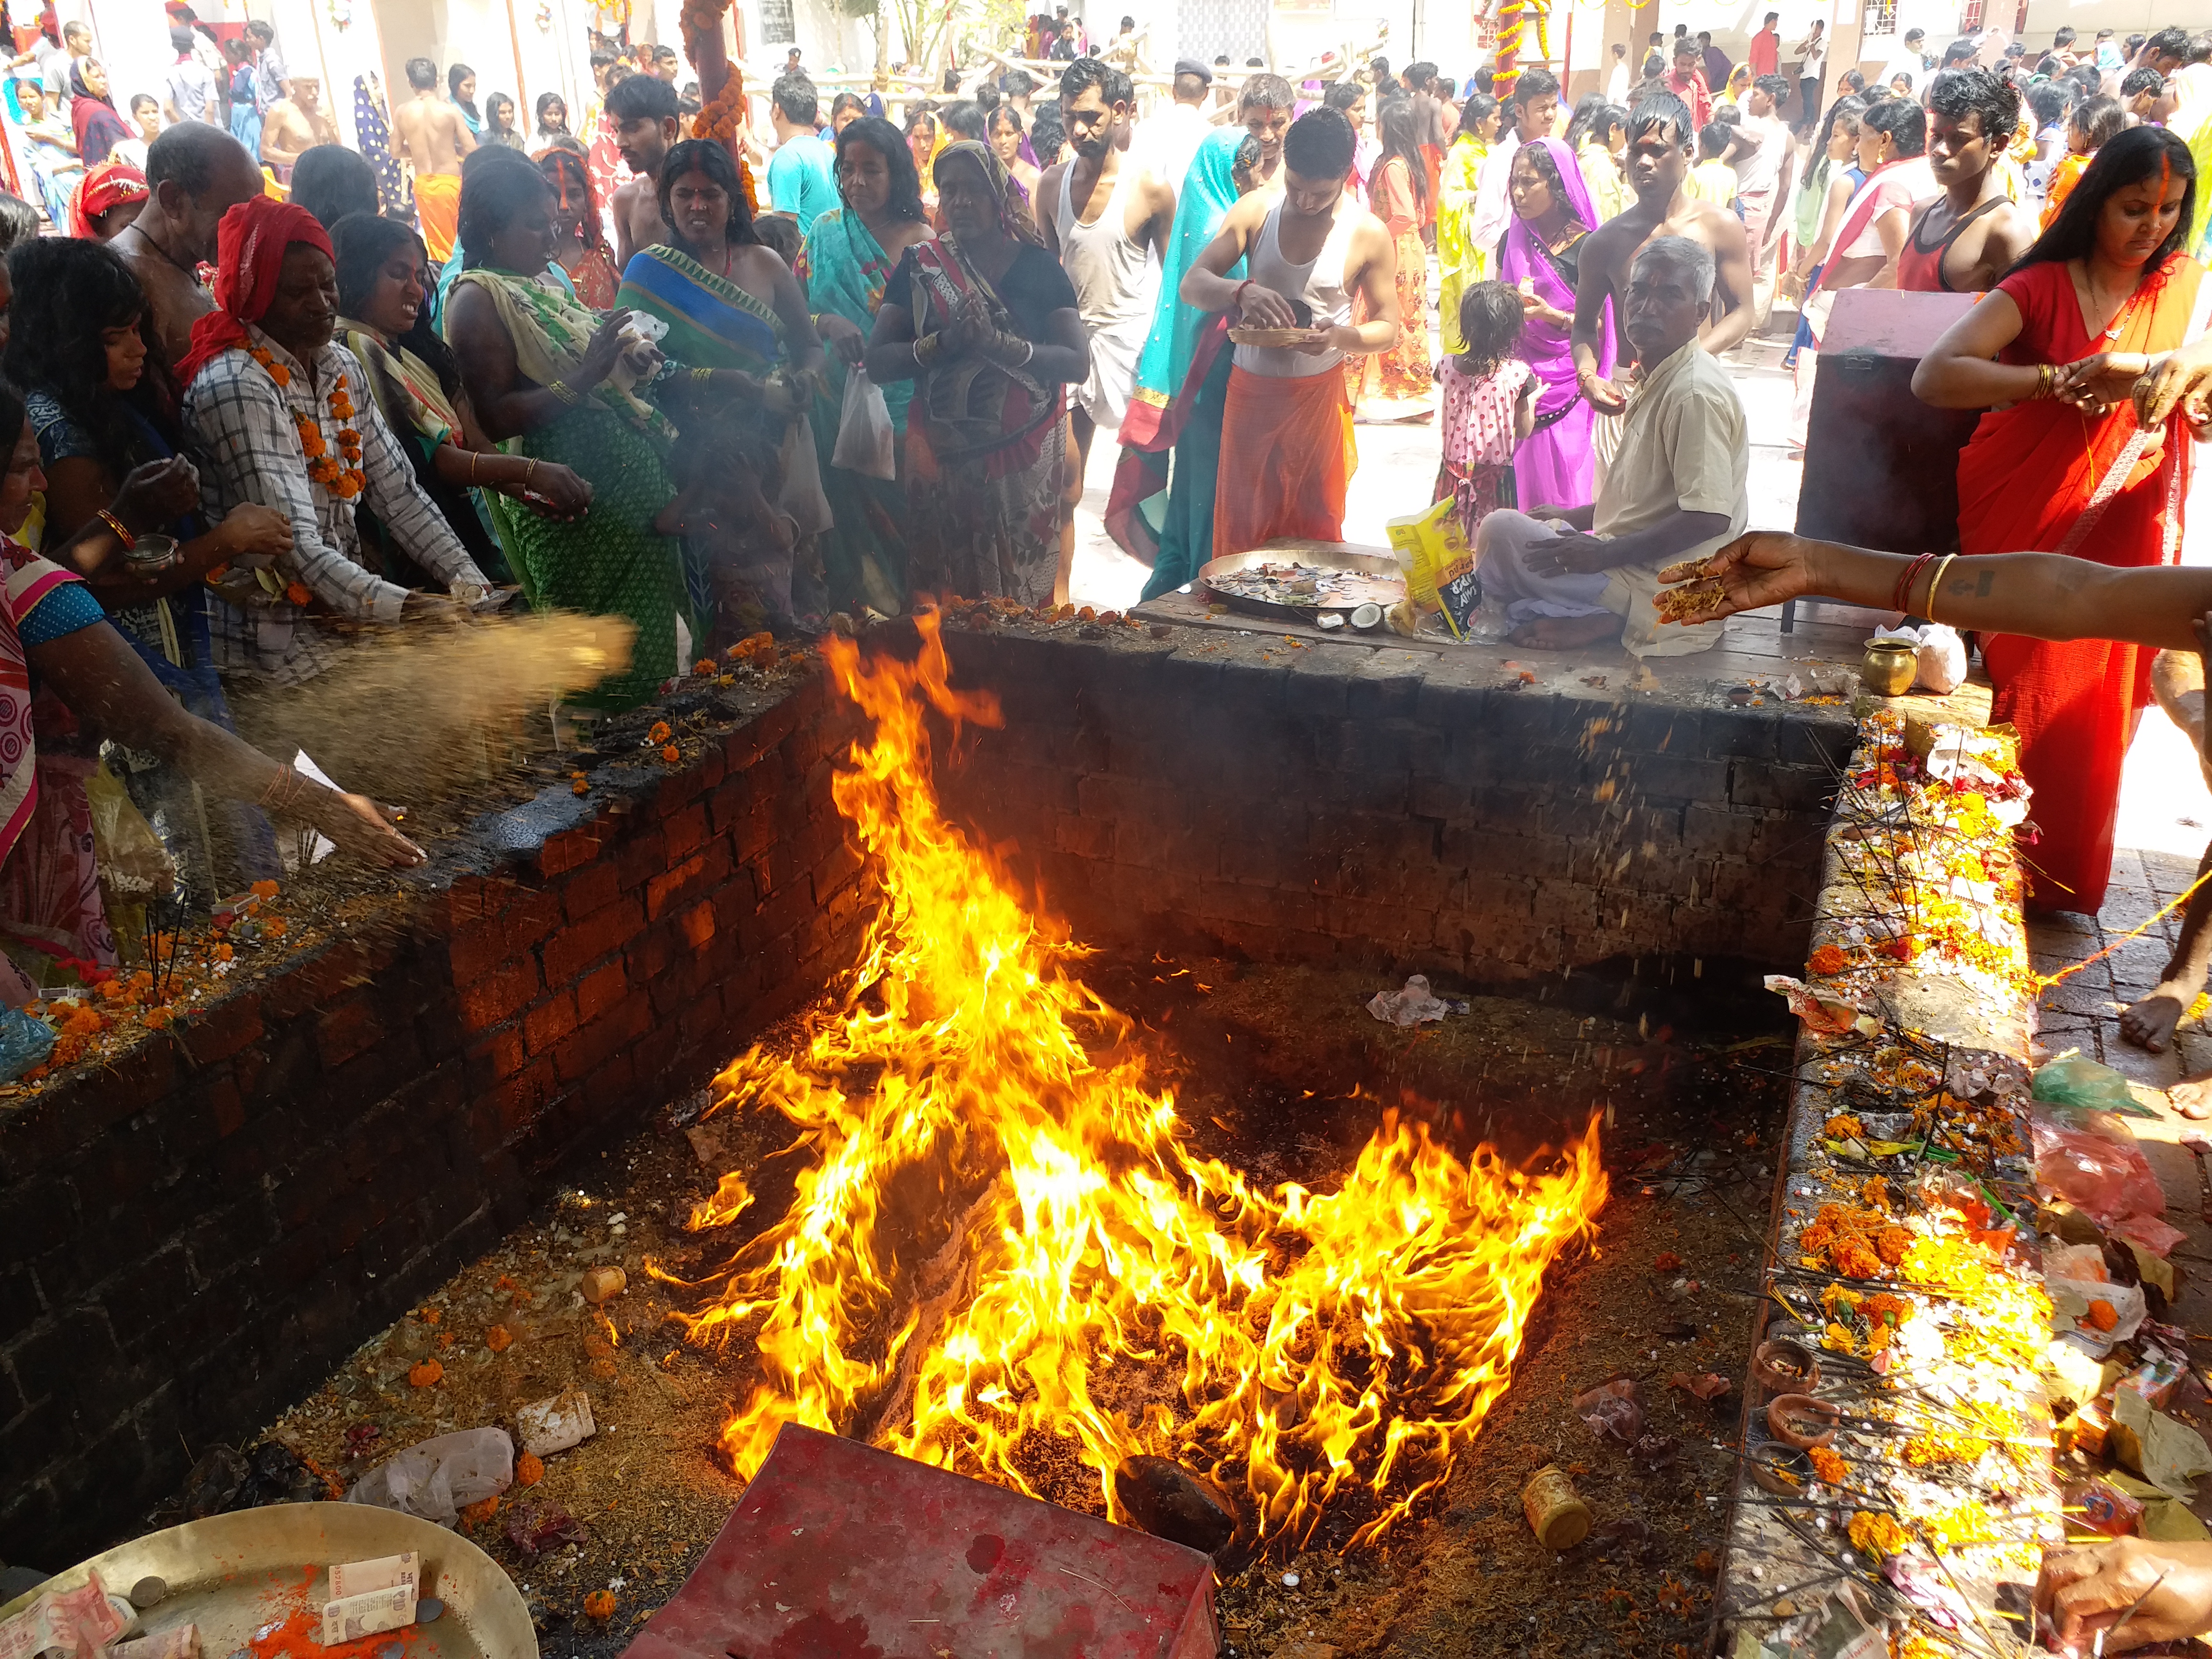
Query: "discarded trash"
180 1446 250 1519
1572 1376 1643 1445
516 1387 597 1457
1764 975 1874 1036
1280 1572 1301 1589
580 1265 628 1305
1364 974 1466 1026
505 1499 588 1559
0 1004 54 1081
2034 1054 2157 1119
1520 1465 1593 1551
1668 1370 1732 1404
1631 1432 1680 1469
346 1426 514 1526
2067 1477 2145 1538
1112 1455 1235 1554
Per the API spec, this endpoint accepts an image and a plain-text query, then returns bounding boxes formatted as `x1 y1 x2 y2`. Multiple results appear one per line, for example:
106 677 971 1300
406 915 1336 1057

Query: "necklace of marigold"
247 343 366 499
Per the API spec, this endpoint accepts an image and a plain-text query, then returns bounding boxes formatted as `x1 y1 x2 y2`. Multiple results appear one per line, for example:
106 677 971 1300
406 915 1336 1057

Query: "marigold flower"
648 721 671 743
285 581 312 606
408 1359 443 1387
1807 1445 1846 1485
583 1591 616 1620
661 744 680 764
251 879 280 899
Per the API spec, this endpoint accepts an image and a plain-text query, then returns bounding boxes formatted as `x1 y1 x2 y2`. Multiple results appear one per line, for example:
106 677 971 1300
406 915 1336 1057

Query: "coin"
417 1598 445 1623
129 1577 168 1610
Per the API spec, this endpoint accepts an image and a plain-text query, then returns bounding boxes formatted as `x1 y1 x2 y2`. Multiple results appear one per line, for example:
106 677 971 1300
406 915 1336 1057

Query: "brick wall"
0 674 867 1565
2 621 1854 1563
933 626 1856 981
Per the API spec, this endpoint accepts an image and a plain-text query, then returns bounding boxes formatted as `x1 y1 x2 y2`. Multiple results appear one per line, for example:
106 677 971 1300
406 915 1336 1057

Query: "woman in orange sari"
1916 126 2208 916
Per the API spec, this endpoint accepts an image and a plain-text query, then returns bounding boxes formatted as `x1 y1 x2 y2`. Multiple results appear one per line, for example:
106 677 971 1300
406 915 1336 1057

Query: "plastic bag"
347 1426 513 1526
2035 1054 2150 1117
1915 624 1967 694
0 1004 54 1081
831 368 896 481
2032 1109 2167 1228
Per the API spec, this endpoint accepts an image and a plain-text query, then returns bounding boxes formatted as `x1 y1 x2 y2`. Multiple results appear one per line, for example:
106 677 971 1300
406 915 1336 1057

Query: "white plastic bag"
1915 623 1967 695
831 367 897 481
347 1426 513 1526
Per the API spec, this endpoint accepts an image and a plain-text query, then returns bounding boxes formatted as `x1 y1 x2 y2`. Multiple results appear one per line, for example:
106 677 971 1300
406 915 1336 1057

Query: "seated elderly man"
1475 234 1746 655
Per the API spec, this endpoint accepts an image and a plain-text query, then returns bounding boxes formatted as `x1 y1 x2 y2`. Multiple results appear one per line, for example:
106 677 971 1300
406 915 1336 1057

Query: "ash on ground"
250 955 1790 1659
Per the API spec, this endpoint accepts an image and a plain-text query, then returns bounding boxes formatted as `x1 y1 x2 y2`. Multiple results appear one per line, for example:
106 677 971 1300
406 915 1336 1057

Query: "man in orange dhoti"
1178 108 1399 553
392 56 473 263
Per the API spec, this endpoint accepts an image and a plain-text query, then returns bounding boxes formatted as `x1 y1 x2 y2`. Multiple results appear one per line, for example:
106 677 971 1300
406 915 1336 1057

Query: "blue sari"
799 205 915 616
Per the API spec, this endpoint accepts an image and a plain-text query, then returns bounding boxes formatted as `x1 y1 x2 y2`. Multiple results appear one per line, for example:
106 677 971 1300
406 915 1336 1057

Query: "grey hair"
1633 234 1715 304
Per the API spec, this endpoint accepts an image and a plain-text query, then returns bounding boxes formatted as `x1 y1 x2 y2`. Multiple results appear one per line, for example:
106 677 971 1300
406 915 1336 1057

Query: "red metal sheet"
621 1425 1220 1659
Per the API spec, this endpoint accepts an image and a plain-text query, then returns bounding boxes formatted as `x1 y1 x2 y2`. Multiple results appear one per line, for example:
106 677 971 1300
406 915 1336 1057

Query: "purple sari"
1495 137 1614 508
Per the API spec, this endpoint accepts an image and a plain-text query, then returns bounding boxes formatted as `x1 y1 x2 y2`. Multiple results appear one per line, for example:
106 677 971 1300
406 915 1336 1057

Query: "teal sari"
799 206 914 617
1103 128 1246 588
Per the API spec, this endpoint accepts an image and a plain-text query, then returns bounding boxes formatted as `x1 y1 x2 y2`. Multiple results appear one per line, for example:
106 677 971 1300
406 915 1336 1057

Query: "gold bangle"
1922 553 1957 624
692 366 715 385
468 451 478 483
547 379 580 406
525 458 538 487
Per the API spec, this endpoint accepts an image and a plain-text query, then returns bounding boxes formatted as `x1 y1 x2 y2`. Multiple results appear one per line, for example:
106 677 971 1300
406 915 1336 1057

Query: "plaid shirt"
185 326 488 681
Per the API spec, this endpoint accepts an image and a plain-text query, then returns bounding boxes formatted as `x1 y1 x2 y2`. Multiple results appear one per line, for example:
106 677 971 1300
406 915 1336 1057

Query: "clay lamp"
1766 1393 1840 1451
1752 1337 1821 1397
1747 1443 1814 1497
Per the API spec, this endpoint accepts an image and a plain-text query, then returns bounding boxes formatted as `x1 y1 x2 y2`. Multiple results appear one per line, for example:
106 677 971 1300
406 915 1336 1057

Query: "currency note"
319 1586 415 1647
327 1554 418 1602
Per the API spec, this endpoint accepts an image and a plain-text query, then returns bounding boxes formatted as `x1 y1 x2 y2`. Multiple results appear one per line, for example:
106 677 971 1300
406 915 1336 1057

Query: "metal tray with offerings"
1197 541 1406 623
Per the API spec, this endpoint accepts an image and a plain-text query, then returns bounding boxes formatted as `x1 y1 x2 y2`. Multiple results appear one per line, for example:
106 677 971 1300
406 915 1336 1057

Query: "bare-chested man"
608 73 684 272
1896 68 2036 295
109 122 264 372
1036 56 1175 584
394 56 473 262
259 74 339 181
1237 72 1296 192
1571 91 1752 429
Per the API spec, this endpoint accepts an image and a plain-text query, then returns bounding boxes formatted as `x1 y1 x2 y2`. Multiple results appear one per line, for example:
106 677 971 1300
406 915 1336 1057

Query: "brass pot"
1860 640 1918 697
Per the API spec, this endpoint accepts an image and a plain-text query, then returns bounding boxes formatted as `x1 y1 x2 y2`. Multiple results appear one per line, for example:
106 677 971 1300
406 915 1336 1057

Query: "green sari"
799 206 914 617
446 266 684 711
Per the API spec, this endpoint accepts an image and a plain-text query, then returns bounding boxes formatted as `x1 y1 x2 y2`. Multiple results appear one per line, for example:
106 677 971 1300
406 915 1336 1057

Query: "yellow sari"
1436 134 1489 354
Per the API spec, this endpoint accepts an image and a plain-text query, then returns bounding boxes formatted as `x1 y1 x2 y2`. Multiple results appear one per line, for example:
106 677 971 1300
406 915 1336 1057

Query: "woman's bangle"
1890 551 1936 615
547 379 581 406
524 458 538 489
1921 553 1958 624
259 765 307 814
96 509 135 550
467 451 479 483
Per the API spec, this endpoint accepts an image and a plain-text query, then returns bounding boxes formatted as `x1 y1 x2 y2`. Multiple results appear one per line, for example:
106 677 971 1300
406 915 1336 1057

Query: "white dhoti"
1474 510 1727 657
1073 313 1148 431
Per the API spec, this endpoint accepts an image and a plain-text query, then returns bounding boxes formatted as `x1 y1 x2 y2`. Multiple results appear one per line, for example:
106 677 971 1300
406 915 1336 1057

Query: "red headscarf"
67 159 147 240
175 196 335 389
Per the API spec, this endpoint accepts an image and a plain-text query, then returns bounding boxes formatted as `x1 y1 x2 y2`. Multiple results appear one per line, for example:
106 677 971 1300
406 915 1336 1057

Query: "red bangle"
97 509 135 550
1890 552 1936 615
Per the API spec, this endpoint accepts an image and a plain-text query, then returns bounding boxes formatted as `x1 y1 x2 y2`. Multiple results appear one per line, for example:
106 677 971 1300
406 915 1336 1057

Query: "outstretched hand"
2034 1538 2212 1656
1653 532 1817 624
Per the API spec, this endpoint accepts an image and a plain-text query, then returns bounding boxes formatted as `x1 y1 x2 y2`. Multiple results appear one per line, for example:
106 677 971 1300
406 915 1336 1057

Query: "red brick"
708 773 755 833
493 1055 558 1133
542 898 647 985
179 993 264 1066
664 802 708 863
536 824 601 876
458 955 543 1031
645 852 708 921
317 998 384 1068
205 1075 246 1139
680 901 716 951
613 827 669 893
469 1025 529 1082
626 922 676 983
559 859 623 924
523 990 580 1055
576 960 627 1024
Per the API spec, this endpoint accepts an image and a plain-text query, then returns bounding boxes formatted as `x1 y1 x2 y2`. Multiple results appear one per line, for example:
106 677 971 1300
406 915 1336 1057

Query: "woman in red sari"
1916 126 2208 915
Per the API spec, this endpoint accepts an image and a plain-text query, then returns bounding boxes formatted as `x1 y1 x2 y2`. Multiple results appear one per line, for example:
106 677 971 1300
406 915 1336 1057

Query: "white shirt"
1606 61 1631 105
1596 337 1746 656
1797 33 1826 75
1137 101 1210 193
1732 111 1788 201
1465 129 1523 273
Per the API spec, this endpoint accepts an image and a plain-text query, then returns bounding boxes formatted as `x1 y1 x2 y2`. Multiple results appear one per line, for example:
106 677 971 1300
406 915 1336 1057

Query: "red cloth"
1957 254 2204 914
175 196 335 389
1214 363 1355 553
1665 68 1712 130
67 158 145 240
1748 27 1780 78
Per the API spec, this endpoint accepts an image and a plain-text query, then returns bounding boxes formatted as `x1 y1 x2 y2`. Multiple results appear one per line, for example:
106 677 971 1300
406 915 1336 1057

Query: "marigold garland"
249 345 366 501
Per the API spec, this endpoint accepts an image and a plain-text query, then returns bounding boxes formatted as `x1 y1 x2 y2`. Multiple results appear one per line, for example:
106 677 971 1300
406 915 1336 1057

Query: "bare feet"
2171 1071 2212 1118
2121 981 2193 1053
1507 613 1626 650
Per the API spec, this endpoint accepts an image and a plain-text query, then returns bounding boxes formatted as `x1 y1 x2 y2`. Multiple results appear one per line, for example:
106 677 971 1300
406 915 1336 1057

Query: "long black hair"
2014 123 2196 275
535 90 569 134
456 145 555 269
834 116 926 224
1377 95 1428 207
1562 91 1609 151
448 62 480 124
329 211 462 402
658 137 759 246
3 237 174 472
1457 92 1499 141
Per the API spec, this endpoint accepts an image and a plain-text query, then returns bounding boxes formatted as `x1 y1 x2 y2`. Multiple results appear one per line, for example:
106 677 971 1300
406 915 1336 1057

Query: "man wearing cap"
1140 58 1214 189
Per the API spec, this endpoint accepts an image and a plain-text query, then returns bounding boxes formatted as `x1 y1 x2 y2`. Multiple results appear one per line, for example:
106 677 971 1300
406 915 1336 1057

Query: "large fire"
663 615 1608 1552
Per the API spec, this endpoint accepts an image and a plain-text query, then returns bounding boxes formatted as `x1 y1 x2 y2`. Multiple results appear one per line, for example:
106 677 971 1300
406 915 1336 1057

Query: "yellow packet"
1385 499 1478 638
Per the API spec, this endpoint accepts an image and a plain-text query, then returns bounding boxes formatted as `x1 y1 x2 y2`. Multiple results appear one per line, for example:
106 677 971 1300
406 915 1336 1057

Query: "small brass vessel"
1860 640 1918 697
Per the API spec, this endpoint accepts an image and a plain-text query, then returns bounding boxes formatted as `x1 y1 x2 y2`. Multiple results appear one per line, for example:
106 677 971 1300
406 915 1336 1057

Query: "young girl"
1433 281 1537 542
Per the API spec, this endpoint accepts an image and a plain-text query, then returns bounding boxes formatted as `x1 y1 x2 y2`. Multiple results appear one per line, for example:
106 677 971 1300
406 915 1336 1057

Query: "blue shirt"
766 132 839 237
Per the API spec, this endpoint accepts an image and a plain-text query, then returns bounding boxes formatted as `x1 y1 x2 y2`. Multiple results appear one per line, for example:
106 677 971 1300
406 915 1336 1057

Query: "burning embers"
656 616 1608 1553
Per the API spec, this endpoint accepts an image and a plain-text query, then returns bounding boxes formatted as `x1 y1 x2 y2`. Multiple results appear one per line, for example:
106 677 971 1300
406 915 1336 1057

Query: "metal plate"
1197 541 1406 623
0 1503 536 1659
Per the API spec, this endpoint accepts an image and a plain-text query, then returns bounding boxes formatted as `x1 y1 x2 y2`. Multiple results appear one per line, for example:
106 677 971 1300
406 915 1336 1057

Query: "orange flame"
662 613 1608 1551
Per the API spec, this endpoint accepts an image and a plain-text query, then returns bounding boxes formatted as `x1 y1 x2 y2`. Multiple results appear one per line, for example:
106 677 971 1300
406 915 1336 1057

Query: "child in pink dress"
1433 281 1537 542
